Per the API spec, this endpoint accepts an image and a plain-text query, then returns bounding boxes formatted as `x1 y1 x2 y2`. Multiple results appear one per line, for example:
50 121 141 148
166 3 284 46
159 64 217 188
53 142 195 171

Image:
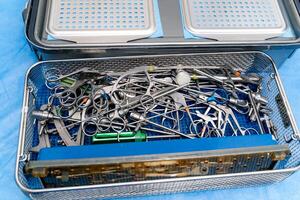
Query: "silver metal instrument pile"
31 65 278 151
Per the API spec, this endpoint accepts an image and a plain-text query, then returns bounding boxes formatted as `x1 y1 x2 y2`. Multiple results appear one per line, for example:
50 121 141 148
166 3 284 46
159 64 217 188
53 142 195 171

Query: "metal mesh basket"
16 52 300 199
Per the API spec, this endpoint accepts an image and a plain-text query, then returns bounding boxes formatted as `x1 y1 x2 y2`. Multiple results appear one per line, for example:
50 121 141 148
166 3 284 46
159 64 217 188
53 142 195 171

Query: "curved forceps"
192 110 222 138
139 70 157 110
169 92 197 133
107 92 127 141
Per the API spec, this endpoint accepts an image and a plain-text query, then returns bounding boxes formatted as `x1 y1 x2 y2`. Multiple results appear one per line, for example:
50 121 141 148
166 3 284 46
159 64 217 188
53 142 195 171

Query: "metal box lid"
24 0 300 58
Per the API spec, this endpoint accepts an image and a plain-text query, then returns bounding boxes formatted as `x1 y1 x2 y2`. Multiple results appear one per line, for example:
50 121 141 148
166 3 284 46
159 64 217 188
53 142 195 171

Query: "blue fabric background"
0 0 299 199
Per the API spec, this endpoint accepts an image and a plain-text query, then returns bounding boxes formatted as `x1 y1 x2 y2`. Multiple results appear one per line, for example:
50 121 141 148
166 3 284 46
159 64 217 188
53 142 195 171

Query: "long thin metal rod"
248 92 264 134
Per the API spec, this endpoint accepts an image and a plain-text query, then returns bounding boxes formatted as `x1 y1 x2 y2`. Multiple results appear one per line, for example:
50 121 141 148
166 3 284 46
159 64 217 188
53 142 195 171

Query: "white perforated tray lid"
46 0 157 43
181 0 287 41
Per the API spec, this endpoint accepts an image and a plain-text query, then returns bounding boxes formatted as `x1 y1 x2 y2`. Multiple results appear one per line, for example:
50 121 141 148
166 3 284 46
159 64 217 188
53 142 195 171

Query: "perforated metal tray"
181 0 287 41
45 0 157 43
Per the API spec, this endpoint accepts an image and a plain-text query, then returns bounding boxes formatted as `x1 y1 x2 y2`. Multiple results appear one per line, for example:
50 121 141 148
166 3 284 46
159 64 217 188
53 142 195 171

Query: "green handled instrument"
92 131 147 144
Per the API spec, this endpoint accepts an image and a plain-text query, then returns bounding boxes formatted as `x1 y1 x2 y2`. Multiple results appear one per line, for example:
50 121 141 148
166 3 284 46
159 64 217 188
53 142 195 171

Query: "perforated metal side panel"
29 170 293 200
181 0 287 41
